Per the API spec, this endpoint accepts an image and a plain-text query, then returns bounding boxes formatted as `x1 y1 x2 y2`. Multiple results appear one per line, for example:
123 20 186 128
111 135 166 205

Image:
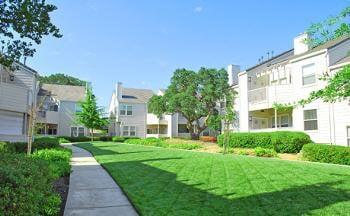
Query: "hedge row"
302 143 350 165
217 131 312 153
124 137 201 150
0 137 60 154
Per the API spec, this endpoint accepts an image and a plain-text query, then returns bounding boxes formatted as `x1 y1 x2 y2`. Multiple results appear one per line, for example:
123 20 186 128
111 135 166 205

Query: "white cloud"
194 6 203 13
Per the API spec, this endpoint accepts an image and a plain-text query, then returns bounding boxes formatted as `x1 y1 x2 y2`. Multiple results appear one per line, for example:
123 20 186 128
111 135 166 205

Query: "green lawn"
77 142 350 216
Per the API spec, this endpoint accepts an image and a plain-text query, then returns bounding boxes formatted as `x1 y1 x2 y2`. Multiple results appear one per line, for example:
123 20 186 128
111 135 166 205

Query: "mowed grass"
77 142 350 216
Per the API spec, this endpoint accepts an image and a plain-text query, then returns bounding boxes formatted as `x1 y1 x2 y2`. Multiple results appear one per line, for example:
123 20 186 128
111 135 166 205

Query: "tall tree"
39 73 86 86
148 67 233 139
0 0 62 68
76 88 107 141
306 6 350 48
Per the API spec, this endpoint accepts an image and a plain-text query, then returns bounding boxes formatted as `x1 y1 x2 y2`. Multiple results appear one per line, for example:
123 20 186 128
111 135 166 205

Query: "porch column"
238 71 249 131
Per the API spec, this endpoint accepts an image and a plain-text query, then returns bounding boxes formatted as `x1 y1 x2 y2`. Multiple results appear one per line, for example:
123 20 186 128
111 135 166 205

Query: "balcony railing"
248 87 267 103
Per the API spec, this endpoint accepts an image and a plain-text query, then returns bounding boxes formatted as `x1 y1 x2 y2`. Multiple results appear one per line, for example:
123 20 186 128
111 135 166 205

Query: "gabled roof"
291 36 350 60
332 55 350 66
120 87 154 103
246 49 294 72
38 84 86 102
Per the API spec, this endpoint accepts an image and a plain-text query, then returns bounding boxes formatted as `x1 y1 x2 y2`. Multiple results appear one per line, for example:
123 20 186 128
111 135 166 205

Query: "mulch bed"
53 175 70 216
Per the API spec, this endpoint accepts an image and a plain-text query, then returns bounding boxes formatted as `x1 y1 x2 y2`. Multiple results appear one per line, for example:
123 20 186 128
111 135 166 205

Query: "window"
178 124 190 133
120 105 132 116
122 126 136 137
71 126 85 137
347 126 350 147
49 104 58 112
304 109 318 130
75 104 82 113
272 115 290 128
302 64 316 85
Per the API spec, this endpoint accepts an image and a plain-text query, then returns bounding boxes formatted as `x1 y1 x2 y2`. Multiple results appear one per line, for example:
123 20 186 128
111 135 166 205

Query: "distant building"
36 84 88 137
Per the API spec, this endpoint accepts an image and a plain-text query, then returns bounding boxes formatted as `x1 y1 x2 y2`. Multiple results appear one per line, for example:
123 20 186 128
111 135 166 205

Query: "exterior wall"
328 39 350 66
0 64 37 142
118 103 147 138
58 101 87 137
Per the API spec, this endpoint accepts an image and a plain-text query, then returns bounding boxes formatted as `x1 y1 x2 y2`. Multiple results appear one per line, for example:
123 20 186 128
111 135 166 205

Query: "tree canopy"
76 88 107 140
148 67 233 139
0 0 62 67
39 73 86 86
306 6 350 48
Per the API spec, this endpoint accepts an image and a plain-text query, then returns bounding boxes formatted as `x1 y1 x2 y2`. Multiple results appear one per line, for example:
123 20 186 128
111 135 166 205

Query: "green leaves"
148 67 235 138
0 0 62 67
76 88 107 132
39 73 87 86
306 6 350 48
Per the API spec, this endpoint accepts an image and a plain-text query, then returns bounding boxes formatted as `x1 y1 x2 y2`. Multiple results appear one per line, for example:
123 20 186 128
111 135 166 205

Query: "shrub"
302 143 350 165
217 131 311 153
33 137 60 150
58 137 70 144
58 136 100 142
11 142 27 153
254 147 277 157
112 136 125 142
99 136 113 141
0 153 60 216
0 142 15 153
200 136 217 143
125 138 202 150
271 131 312 153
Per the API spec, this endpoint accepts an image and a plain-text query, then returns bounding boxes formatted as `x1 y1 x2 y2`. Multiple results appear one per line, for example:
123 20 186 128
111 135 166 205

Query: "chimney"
294 33 309 55
116 82 123 100
227 64 240 86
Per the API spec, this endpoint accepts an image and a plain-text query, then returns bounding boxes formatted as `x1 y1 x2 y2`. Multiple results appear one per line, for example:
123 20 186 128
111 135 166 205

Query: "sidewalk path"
64 144 138 216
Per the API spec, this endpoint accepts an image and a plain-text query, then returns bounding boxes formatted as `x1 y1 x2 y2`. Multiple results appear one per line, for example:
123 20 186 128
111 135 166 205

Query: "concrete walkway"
64 144 138 216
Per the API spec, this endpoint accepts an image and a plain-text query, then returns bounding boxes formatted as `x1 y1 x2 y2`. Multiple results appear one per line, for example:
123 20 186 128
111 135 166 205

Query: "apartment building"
233 34 350 146
108 83 214 138
0 63 39 142
36 84 88 137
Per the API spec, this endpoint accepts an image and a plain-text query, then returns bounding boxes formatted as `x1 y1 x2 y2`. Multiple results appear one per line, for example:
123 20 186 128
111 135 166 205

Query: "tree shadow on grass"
75 143 154 156
103 159 350 216
77 143 350 215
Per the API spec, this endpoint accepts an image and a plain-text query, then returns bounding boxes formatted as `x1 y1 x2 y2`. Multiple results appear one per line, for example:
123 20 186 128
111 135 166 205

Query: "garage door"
0 111 23 135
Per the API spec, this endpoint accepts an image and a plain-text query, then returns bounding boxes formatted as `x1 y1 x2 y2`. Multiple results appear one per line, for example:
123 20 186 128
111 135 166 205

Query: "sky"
28 0 349 108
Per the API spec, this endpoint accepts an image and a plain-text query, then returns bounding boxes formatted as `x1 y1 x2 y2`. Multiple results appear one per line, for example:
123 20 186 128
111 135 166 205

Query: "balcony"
146 113 168 125
0 83 29 113
36 110 59 124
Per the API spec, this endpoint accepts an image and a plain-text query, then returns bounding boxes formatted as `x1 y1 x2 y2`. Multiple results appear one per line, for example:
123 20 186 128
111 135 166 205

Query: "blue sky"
29 0 349 108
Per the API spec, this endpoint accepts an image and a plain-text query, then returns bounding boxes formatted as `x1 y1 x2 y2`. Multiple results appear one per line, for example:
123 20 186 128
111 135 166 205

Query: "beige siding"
118 103 147 138
0 83 28 113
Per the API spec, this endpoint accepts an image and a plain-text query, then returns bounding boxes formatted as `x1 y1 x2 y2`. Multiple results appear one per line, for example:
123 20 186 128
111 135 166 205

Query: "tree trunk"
91 128 94 141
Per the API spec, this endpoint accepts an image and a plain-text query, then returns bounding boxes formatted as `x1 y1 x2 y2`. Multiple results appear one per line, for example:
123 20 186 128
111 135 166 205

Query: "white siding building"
108 83 210 138
233 34 350 146
0 63 39 142
36 84 88 137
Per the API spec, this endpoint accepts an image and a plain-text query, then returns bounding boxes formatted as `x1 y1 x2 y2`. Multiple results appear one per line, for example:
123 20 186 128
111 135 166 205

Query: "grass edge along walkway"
77 142 350 216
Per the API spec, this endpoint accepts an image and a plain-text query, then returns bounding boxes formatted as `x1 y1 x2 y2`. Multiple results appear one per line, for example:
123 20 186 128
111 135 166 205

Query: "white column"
238 71 249 131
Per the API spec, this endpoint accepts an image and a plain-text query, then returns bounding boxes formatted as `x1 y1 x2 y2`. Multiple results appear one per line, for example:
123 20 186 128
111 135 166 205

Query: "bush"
302 143 350 165
124 137 202 150
58 137 70 144
31 148 72 178
58 136 100 142
254 147 277 157
0 142 15 154
33 137 60 150
99 136 113 141
271 131 312 153
11 142 27 153
217 131 311 153
0 153 60 216
112 136 126 142
200 136 217 143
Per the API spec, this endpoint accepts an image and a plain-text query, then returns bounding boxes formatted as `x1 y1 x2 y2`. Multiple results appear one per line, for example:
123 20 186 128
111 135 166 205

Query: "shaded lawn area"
76 142 350 216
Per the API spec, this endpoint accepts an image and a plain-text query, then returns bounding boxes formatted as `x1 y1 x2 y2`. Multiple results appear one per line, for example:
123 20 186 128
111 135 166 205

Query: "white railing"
248 87 268 103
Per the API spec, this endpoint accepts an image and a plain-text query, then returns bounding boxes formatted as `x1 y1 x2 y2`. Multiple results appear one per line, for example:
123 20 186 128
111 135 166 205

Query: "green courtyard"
77 142 350 216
